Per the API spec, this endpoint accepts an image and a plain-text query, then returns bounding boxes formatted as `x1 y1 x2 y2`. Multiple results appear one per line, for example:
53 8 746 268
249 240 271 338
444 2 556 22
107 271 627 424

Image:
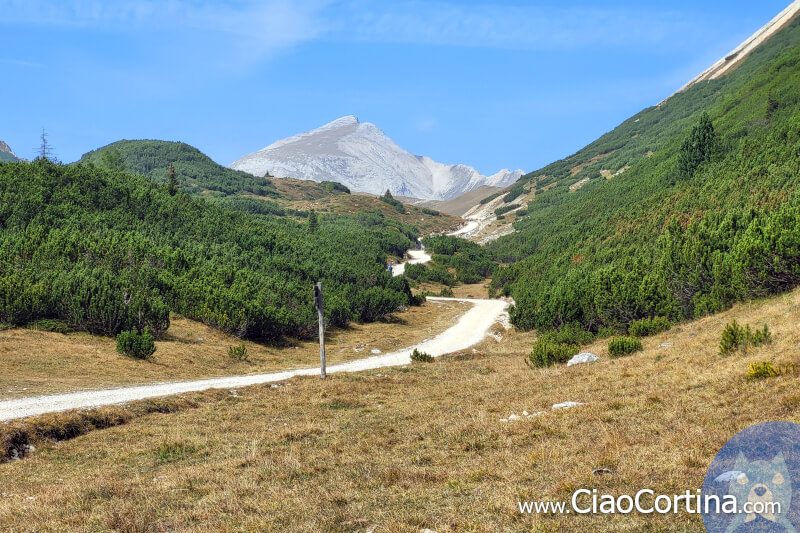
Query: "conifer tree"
167 163 178 195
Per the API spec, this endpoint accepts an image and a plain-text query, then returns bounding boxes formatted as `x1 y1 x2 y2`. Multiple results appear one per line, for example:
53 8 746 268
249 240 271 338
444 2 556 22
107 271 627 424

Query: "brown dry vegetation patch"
569 151 615 176
413 282 491 300
268 178 462 234
0 300 469 399
1 289 799 531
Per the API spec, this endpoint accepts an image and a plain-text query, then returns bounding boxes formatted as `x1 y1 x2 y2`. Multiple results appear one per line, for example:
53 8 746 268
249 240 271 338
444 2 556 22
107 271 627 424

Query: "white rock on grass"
502 411 545 422
552 401 585 411
567 352 599 367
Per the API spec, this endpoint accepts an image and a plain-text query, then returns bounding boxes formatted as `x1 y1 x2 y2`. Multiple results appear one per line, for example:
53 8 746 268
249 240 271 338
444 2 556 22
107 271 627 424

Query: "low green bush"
403 263 456 286
411 348 434 363
421 207 440 216
529 337 578 368
228 343 249 361
494 204 521 217
608 336 642 357
719 321 773 355
528 323 594 368
116 329 156 359
502 183 524 203
550 323 595 345
628 316 671 338
479 192 501 205
747 361 781 380
380 190 406 213
322 181 350 194
439 287 454 297
28 319 71 334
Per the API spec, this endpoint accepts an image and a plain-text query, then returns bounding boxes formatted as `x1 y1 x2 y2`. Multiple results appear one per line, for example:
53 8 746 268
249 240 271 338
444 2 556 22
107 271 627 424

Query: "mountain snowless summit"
0 140 21 162
229 116 524 200
662 0 800 103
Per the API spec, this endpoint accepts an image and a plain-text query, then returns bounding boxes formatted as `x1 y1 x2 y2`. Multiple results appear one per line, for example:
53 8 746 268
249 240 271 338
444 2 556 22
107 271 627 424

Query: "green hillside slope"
79 140 279 198
0 160 417 340
487 15 800 334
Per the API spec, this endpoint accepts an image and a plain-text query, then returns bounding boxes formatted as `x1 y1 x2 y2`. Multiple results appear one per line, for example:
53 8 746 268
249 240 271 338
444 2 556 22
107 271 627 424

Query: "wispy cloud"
0 58 47 68
0 0 330 61
329 1 714 51
414 117 438 131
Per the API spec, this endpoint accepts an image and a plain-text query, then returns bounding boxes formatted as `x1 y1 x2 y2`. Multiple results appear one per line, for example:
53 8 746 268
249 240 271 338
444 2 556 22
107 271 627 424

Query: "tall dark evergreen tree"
307 209 319 233
676 112 717 181
166 163 178 195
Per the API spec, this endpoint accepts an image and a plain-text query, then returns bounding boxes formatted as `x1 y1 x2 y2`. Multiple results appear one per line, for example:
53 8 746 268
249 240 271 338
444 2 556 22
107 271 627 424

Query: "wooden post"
314 281 326 379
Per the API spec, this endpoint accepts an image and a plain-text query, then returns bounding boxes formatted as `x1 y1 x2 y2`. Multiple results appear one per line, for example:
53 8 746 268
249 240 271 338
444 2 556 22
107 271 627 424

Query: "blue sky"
0 0 793 174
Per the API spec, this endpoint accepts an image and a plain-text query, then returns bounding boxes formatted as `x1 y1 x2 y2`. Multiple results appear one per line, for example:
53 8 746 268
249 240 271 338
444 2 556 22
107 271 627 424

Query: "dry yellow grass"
1 290 799 532
267 178 463 235
412 282 491 300
0 300 469 399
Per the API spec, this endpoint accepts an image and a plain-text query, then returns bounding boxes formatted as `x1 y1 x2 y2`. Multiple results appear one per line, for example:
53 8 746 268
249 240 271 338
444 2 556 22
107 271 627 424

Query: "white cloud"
0 0 329 59
415 117 437 131
329 1 715 51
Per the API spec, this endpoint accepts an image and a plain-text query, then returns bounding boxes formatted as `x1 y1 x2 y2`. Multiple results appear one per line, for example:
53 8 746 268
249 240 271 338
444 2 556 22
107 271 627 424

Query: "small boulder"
567 352 599 367
508 414 522 421
552 401 585 410
592 468 613 476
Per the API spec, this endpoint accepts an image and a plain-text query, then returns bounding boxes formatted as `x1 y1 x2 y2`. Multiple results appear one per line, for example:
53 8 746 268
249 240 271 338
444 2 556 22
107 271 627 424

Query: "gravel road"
0 297 508 421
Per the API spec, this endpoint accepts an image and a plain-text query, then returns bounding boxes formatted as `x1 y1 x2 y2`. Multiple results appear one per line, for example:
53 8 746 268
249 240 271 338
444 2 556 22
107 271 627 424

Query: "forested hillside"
79 140 280 198
0 160 417 340
487 15 800 334
78 140 460 234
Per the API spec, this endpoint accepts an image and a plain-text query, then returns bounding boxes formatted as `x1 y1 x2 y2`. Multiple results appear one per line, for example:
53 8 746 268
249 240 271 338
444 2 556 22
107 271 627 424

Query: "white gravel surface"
0 297 507 421
391 249 431 276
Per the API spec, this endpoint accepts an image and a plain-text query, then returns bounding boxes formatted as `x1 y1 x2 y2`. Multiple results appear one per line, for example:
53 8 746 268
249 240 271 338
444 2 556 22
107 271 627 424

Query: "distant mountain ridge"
0 141 20 163
229 116 523 200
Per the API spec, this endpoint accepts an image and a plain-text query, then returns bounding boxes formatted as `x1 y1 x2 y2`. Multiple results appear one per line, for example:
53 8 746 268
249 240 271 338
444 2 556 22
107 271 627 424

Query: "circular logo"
703 421 800 532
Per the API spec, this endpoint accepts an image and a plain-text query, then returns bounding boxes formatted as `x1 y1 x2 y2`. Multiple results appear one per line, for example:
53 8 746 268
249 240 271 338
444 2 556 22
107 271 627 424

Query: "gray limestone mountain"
229 116 523 200
0 141 21 163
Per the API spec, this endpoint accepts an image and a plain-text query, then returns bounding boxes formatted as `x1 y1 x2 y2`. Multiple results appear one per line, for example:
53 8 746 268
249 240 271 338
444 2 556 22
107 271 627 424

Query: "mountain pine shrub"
608 336 642 358
116 329 156 360
228 343 249 361
529 336 578 368
28 319 71 334
719 321 773 355
410 348 434 363
628 316 671 338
